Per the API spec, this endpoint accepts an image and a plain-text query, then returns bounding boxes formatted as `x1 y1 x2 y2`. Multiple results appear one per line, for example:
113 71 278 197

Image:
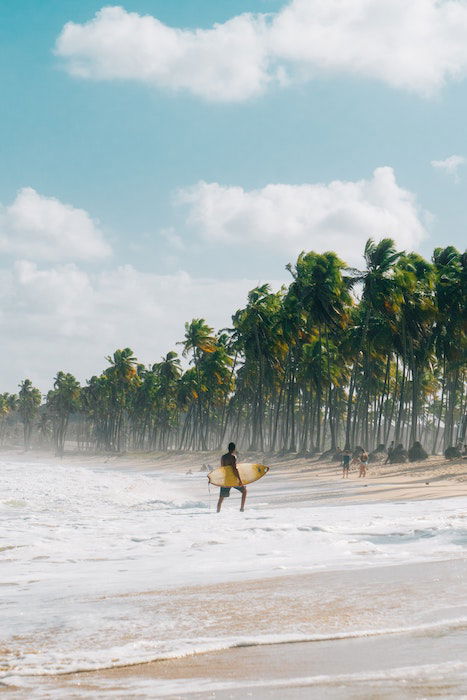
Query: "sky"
1 0 467 392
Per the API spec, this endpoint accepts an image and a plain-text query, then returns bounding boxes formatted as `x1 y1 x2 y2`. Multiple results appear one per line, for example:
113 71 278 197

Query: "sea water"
1 457 467 694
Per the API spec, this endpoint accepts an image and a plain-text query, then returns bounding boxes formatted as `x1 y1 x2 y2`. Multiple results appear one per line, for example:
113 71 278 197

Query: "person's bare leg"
240 488 247 512
217 496 224 513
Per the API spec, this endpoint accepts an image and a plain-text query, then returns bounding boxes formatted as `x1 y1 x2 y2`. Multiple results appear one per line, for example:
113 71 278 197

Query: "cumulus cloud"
431 154 466 181
270 0 467 96
0 262 265 391
0 188 111 262
176 167 428 266
55 1 467 101
55 6 270 101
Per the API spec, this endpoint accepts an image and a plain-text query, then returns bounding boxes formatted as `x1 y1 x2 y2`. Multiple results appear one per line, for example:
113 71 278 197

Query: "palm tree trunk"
375 356 390 448
344 361 358 449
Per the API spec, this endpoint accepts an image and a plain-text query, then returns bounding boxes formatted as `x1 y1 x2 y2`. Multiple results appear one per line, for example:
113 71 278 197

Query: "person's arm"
232 455 243 486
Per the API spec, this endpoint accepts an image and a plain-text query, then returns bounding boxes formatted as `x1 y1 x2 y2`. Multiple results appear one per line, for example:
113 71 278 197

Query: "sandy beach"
21 446 467 499
35 558 467 699
2 449 467 698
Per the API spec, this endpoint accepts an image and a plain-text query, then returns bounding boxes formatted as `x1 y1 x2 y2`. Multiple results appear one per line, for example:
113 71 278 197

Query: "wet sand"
20 558 467 698
53 632 467 699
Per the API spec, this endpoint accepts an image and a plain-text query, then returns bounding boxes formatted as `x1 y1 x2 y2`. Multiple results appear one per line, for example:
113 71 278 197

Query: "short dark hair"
228 442 235 452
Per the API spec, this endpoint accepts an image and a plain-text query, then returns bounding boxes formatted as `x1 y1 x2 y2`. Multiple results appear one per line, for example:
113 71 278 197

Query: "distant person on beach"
359 450 368 477
342 450 351 478
217 442 246 513
385 441 394 464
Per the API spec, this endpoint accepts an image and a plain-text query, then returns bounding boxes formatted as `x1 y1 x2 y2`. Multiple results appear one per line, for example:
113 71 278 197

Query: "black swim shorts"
220 486 246 497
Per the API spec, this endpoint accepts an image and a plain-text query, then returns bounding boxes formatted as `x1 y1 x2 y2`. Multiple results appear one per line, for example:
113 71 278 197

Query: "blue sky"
0 0 466 390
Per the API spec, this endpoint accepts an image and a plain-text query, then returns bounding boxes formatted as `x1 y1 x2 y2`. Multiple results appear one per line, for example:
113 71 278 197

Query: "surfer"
217 442 247 513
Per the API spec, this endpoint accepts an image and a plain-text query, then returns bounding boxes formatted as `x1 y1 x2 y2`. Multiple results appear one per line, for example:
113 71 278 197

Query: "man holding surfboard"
216 442 247 513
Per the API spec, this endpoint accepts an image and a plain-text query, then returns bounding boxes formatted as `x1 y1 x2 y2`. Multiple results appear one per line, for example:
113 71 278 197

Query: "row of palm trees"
1 240 466 457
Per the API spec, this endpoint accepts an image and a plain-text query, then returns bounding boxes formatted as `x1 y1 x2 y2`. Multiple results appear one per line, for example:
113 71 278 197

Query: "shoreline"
16 559 467 698
2 447 467 504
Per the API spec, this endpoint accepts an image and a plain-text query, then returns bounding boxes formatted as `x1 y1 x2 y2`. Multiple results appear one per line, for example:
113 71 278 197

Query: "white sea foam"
1 458 467 678
84 659 467 699
5 653 467 698
2 617 466 680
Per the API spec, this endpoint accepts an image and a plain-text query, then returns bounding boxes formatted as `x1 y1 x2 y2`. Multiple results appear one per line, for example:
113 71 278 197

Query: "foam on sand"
1 457 467 683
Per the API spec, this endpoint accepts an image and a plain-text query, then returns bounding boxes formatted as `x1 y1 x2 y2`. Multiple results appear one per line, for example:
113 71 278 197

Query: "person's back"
359 452 368 477
342 451 351 478
217 442 247 512
221 451 236 468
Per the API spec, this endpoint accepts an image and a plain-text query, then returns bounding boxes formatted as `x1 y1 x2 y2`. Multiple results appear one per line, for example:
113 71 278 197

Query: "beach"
2 3 467 699
1 450 467 698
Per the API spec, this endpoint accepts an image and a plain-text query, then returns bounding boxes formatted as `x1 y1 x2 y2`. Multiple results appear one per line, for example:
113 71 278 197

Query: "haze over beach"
1 1 467 698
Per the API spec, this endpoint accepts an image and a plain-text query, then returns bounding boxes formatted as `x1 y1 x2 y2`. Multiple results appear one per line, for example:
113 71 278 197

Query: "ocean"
1 457 467 697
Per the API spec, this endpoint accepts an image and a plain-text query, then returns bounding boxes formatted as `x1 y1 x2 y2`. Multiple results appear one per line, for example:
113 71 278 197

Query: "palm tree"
432 247 467 448
197 337 234 449
231 285 283 451
18 379 41 449
177 368 201 450
46 372 81 456
0 393 17 446
104 348 140 451
344 238 402 449
393 253 436 446
153 352 182 449
180 320 217 450
3 241 465 458
288 251 351 451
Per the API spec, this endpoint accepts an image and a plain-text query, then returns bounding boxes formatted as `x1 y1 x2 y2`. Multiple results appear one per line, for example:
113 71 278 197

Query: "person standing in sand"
217 442 247 513
342 450 351 478
359 450 368 477
385 441 394 464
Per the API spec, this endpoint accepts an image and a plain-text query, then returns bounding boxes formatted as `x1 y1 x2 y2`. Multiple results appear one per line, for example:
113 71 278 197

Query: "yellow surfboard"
208 463 269 488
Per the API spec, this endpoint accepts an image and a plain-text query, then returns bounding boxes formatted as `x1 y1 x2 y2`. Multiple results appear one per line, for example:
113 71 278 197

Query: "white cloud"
431 154 466 181
55 1 467 101
176 167 428 266
0 262 267 391
55 6 270 102
0 188 111 262
270 0 467 96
